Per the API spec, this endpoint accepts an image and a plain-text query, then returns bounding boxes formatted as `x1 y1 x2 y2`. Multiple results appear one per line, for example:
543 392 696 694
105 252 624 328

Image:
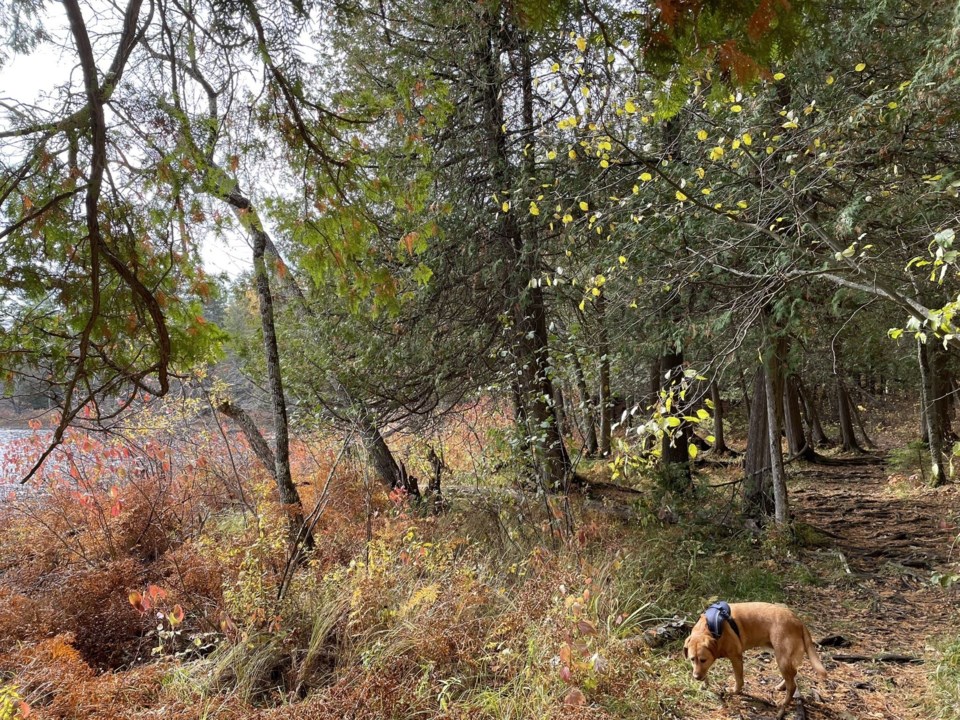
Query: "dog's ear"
682 638 690 659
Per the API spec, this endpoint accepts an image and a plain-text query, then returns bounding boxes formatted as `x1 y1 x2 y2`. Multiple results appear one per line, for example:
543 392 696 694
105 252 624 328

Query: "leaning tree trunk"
660 347 691 491
743 369 774 521
918 339 946 487
836 380 863 453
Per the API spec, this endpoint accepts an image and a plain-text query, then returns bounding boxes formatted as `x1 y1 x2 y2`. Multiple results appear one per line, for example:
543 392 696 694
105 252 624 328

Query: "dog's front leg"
730 655 745 694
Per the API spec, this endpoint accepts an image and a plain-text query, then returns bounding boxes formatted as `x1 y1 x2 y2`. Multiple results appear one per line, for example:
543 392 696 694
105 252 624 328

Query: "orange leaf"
170 604 185 625
129 591 145 614
402 231 419 255
22 195 33 211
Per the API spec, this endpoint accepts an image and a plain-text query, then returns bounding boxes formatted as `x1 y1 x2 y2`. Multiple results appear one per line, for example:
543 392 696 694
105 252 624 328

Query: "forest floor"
685 438 960 720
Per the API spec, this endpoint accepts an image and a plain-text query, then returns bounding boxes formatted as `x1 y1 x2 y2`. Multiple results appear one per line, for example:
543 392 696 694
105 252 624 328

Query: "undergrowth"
931 635 960 720
0 395 822 719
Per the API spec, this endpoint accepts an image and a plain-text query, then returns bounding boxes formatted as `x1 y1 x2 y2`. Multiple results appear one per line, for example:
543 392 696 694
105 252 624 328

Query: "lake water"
0 428 45 487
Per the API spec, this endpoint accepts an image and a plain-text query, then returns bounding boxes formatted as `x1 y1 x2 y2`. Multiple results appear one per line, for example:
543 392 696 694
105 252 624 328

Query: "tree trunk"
660 347 691 490
597 289 612 457
216 399 277 477
480 22 569 492
918 339 946 486
251 226 312 548
572 351 599 456
932 342 955 441
743 369 774 521
553 383 570 437
837 380 862 453
797 377 832 447
738 363 751 424
765 352 789 526
783 374 816 461
709 380 731 455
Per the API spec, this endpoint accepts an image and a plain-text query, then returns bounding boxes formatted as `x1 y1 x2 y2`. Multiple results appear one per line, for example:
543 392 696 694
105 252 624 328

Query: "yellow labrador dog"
683 601 826 718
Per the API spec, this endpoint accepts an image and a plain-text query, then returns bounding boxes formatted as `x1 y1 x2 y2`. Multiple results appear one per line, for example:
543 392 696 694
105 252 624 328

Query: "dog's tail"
803 625 827 679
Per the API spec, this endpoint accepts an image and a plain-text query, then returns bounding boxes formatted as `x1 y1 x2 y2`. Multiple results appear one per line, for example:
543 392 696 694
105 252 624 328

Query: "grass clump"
930 635 960 720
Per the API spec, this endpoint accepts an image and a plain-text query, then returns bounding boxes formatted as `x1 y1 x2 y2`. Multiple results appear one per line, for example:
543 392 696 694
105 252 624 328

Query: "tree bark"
251 225 312 548
553 383 570 437
572 350 599 456
837 380 862 453
597 288 612 457
918 339 946 486
216 399 277 477
783 374 816 461
709 380 731 455
797 377 833 447
743 369 774 521
765 350 789 526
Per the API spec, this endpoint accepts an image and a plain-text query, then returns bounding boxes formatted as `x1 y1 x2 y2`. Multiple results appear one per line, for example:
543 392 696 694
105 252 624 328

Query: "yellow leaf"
502 201 510 212
625 100 637 113
632 184 639 194
551 63 560 72
547 150 557 160
732 139 741 149
887 101 898 109
855 62 866 72
600 159 609 168
562 213 573 224
591 287 601 296
688 444 698 459
773 72 785 81
709 146 725 161
581 86 590 97
579 201 589 211
701 188 712 195
737 200 748 208
529 202 540 216
826 75 835 85
730 104 742 113
640 172 653 182
696 129 708 141
576 36 587 52
742 133 752 146
675 190 688 202
568 149 577 159
619 255 627 264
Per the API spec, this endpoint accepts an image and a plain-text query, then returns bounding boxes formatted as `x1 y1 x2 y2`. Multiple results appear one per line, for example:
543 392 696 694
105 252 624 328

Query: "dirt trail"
708 453 960 720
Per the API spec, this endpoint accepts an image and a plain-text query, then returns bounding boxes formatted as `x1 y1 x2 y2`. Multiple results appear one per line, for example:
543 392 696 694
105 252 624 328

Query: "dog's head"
683 632 718 681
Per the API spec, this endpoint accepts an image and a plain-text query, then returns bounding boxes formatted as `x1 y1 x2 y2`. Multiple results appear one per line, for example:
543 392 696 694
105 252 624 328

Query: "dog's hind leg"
774 651 798 719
